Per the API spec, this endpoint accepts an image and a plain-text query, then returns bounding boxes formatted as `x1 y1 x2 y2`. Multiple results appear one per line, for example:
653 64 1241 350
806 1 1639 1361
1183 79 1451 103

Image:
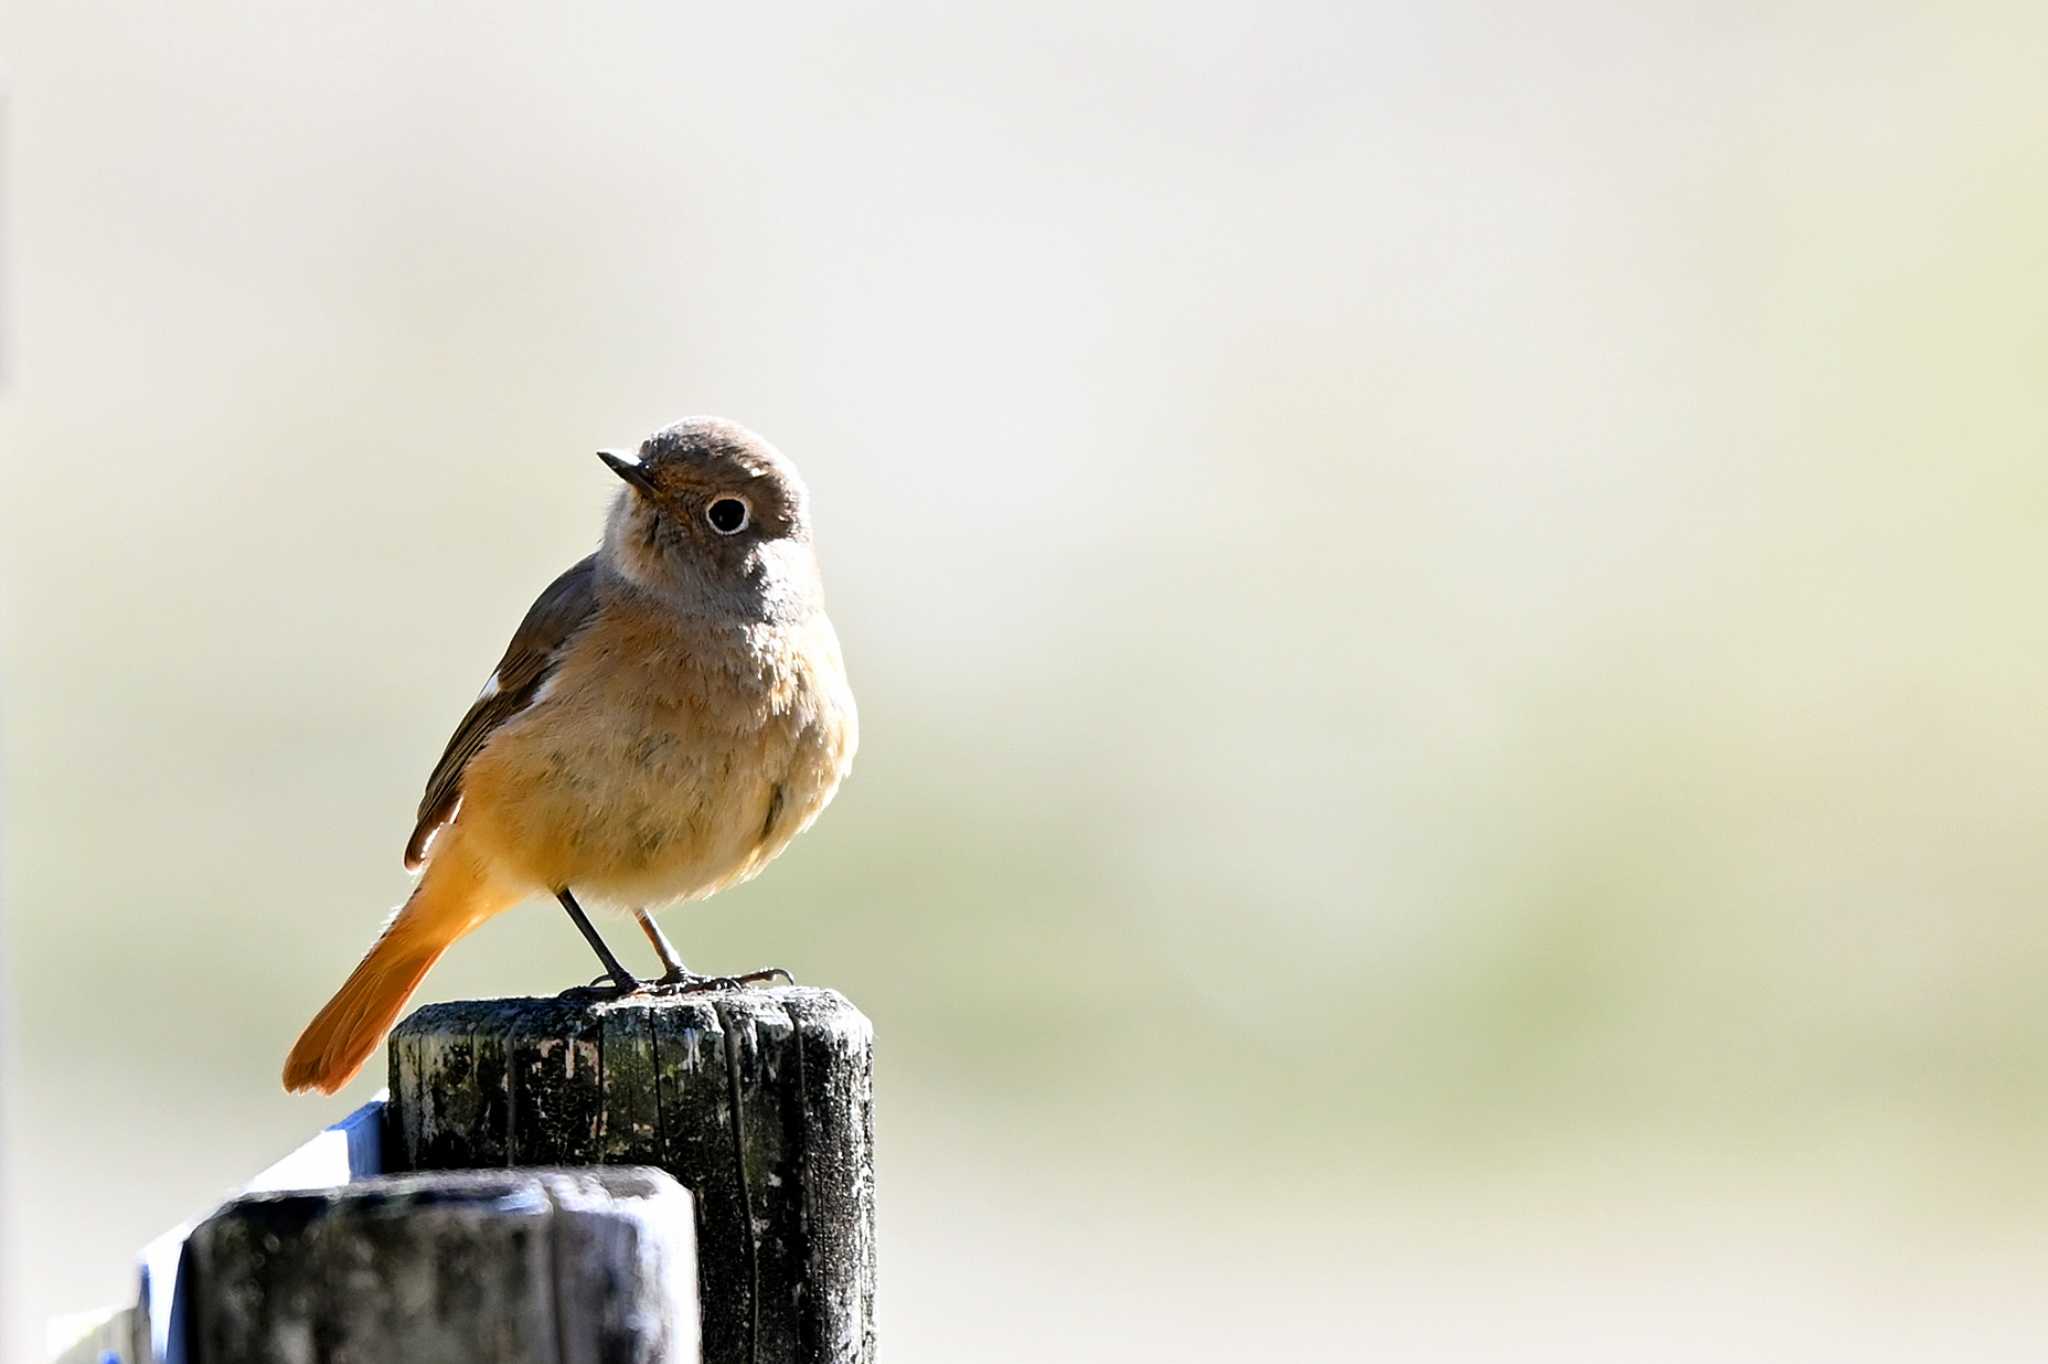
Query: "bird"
282 417 858 1094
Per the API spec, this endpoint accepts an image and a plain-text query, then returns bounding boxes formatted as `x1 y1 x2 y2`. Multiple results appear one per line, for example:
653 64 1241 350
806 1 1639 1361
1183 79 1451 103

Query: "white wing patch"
408 795 462 870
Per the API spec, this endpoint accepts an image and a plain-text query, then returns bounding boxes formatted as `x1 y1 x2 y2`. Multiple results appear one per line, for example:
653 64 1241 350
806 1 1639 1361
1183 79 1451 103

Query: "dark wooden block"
184 1167 698 1364
390 988 875 1364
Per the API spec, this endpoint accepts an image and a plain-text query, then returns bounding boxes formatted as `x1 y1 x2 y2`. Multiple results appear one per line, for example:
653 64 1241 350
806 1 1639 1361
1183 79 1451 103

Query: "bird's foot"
650 966 795 994
557 971 646 1002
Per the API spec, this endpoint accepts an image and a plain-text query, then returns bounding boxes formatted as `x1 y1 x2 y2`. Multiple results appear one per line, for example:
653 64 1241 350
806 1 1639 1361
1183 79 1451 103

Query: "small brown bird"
283 417 857 1094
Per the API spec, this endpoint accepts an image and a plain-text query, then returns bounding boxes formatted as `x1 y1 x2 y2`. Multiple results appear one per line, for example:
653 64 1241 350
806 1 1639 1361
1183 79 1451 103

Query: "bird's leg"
636 909 692 983
556 888 640 992
635 909 794 992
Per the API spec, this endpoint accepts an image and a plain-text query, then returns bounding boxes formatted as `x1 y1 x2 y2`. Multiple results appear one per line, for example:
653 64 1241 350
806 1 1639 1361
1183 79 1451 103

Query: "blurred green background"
6 1 2048 1358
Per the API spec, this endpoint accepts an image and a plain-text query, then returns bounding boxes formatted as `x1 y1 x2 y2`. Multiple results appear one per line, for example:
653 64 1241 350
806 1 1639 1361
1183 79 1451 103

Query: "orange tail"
283 841 516 1094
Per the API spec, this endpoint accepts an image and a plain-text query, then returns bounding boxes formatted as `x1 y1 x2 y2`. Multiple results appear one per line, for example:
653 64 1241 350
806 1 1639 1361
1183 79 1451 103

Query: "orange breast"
450 604 856 912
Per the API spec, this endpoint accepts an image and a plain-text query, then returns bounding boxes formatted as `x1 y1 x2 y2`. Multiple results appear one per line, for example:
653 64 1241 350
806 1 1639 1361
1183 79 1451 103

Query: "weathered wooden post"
387 987 875 1364
185 1168 699 1364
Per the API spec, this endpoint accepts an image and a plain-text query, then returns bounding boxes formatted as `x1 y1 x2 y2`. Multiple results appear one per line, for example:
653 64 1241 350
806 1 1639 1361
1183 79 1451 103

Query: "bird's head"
597 417 823 621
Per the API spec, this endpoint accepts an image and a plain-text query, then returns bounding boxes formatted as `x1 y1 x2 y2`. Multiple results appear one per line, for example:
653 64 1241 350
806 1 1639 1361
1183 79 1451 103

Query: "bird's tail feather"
282 839 516 1094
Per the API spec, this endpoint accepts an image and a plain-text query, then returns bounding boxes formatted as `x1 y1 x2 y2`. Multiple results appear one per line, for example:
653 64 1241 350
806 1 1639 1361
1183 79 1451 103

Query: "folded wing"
404 554 601 869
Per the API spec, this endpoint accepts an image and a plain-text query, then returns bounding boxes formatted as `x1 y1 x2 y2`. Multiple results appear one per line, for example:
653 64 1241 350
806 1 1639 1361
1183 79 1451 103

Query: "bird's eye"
705 496 751 534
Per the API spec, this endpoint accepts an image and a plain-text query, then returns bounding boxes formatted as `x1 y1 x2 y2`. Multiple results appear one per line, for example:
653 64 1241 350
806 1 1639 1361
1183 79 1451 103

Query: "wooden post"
388 987 875 1364
185 1167 699 1363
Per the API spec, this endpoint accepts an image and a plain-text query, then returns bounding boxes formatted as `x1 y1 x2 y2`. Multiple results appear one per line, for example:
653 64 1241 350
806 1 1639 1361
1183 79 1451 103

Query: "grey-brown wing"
403 554 600 869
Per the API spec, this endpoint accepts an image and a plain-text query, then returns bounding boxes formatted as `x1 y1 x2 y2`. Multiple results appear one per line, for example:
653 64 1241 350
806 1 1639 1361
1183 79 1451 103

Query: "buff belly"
451 690 845 912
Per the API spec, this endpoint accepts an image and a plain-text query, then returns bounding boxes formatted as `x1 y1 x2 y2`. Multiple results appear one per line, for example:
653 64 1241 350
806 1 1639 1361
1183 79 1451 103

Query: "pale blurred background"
5 1 2048 1359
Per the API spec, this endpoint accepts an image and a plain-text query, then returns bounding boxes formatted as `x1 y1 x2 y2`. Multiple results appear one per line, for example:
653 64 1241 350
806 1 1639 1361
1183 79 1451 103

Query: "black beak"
597 450 661 499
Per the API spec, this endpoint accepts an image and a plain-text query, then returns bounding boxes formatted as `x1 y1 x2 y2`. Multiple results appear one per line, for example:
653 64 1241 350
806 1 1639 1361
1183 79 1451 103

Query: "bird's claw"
558 972 645 1001
651 966 795 994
